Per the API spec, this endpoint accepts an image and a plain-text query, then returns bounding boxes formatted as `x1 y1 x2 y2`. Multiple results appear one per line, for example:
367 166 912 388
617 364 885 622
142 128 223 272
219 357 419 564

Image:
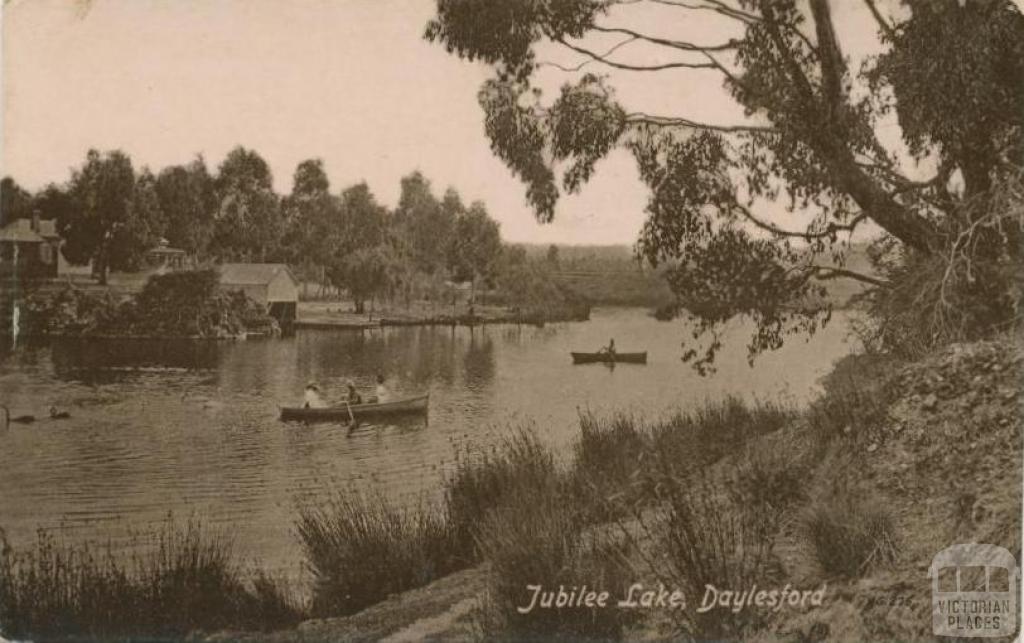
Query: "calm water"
0 307 856 577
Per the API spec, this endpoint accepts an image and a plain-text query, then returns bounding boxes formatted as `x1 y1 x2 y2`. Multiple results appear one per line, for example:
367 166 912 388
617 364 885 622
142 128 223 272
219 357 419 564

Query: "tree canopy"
427 0 1024 368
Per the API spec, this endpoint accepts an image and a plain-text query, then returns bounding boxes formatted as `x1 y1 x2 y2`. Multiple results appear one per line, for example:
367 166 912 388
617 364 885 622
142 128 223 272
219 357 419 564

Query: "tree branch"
554 37 717 71
808 265 890 287
644 0 762 24
625 112 774 132
539 36 638 72
862 0 897 40
590 25 739 52
734 203 869 240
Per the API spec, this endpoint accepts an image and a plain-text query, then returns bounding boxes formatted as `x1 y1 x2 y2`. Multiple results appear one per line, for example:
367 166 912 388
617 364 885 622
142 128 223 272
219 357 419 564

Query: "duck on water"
2 405 71 428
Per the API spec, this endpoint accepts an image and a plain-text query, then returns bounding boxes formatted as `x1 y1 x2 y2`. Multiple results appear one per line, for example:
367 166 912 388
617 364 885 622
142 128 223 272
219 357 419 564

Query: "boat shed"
218 263 299 328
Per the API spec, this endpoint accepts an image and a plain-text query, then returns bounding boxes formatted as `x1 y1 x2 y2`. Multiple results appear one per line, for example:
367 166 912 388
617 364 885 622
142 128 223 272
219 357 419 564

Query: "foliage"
62 149 162 283
657 475 779 639
155 156 217 257
22 270 268 338
444 429 559 562
803 486 900 577
394 171 455 276
0 520 303 641
0 176 33 225
212 146 283 262
295 490 456 618
450 201 502 291
426 0 1024 369
474 489 637 641
855 165 1024 358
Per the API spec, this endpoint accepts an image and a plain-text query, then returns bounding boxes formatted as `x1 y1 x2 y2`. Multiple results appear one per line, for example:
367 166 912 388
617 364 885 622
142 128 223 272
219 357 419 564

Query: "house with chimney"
0 213 92 280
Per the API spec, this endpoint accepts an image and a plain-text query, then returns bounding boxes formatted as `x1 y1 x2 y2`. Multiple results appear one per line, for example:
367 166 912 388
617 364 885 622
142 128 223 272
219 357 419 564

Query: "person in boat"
599 338 616 356
303 383 327 409
345 379 363 405
374 374 391 404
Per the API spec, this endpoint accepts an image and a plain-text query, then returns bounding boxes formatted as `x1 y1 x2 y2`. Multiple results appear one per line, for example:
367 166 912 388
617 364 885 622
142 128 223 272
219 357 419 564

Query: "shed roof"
0 218 58 242
219 263 298 286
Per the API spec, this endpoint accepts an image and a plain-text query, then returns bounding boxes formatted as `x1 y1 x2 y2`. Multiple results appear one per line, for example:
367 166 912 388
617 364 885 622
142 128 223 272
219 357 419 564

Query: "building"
146 238 190 273
0 215 61 279
218 263 299 328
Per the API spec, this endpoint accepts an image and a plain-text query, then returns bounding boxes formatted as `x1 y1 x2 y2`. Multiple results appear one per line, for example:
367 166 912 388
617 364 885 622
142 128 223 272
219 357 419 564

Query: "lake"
0 307 857 579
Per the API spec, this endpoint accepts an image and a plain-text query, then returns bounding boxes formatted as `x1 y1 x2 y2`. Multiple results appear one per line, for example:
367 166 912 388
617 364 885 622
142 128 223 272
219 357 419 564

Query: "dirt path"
207 566 487 643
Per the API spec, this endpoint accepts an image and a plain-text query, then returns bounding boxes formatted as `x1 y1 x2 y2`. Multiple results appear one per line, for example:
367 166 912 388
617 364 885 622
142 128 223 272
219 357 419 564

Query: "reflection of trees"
462 329 495 389
50 338 221 382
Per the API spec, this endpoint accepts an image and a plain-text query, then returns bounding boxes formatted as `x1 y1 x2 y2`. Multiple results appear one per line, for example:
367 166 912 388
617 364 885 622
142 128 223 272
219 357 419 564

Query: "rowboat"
571 351 647 365
280 394 429 422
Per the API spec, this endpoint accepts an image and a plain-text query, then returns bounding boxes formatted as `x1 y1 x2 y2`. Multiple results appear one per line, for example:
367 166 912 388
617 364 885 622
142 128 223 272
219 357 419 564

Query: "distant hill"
512 242 877 309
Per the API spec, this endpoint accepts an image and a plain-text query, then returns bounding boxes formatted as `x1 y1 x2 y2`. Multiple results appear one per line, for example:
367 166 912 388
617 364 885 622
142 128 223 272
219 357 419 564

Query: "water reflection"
0 308 857 580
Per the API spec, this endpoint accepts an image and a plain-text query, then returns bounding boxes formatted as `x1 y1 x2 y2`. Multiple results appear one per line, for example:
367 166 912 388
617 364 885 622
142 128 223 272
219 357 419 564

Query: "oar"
345 400 358 434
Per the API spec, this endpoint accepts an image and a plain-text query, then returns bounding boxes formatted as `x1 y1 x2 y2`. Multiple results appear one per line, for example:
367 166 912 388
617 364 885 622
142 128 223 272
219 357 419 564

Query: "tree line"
1 148 514 313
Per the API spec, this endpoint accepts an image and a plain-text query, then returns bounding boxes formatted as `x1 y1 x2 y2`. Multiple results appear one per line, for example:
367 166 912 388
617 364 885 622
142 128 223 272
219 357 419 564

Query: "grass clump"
474 483 638 641
803 489 900 577
444 428 559 561
296 490 455 617
0 520 302 642
656 474 780 640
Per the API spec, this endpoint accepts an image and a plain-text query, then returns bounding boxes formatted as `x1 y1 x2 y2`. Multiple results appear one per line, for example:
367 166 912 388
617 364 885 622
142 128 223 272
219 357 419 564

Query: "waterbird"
49 407 71 419
2 405 36 427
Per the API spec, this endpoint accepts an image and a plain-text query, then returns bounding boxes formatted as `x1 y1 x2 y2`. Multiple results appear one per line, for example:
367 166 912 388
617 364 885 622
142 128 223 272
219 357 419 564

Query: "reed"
295 490 456 618
0 520 303 641
443 427 559 561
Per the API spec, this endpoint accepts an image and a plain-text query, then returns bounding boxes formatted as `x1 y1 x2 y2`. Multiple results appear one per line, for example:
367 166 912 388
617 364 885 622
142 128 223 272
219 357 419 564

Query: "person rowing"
599 338 616 357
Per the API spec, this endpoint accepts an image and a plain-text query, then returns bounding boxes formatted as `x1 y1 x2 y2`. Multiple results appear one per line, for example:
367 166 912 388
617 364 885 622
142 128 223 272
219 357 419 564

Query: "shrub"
0 520 302 641
295 490 455 617
856 164 1024 358
727 441 808 512
571 412 649 521
444 428 559 561
475 490 637 641
803 491 900 577
808 352 898 443
655 474 780 640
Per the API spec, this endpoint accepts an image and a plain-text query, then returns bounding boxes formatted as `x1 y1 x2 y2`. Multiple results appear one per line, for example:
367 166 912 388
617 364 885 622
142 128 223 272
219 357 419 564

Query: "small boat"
280 394 429 423
571 351 647 365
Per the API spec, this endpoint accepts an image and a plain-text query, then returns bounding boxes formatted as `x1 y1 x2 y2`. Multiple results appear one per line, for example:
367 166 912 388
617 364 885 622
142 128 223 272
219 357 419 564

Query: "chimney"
31 209 41 233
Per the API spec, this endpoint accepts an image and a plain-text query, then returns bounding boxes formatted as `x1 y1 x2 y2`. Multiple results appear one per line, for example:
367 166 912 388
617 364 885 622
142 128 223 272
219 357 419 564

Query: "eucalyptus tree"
427 0 1024 368
155 156 217 258
62 150 162 284
212 146 283 262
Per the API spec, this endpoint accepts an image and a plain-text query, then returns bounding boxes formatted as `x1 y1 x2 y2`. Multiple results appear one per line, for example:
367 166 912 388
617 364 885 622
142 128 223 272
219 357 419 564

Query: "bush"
727 441 808 512
648 397 794 484
803 490 900 578
808 353 898 443
856 164 1024 358
571 412 649 521
444 428 559 562
295 490 455 617
655 474 780 640
475 490 637 641
0 520 302 641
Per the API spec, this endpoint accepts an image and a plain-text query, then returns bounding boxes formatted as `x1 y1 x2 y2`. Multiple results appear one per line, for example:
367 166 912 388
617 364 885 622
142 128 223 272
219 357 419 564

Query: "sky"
0 0 932 245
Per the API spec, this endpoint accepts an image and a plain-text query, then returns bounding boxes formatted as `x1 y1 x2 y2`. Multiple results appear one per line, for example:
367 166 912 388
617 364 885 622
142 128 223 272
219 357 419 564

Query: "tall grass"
444 428 559 561
649 474 780 640
295 491 455 617
474 472 638 640
0 520 302 641
803 488 900 577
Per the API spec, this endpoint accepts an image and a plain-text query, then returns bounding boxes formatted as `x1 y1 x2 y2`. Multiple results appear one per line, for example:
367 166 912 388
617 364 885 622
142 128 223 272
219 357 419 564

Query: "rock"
922 394 939 411
867 443 879 453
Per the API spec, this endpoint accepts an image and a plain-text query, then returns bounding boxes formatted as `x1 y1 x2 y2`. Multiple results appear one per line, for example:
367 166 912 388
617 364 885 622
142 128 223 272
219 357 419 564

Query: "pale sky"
1 0 923 244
